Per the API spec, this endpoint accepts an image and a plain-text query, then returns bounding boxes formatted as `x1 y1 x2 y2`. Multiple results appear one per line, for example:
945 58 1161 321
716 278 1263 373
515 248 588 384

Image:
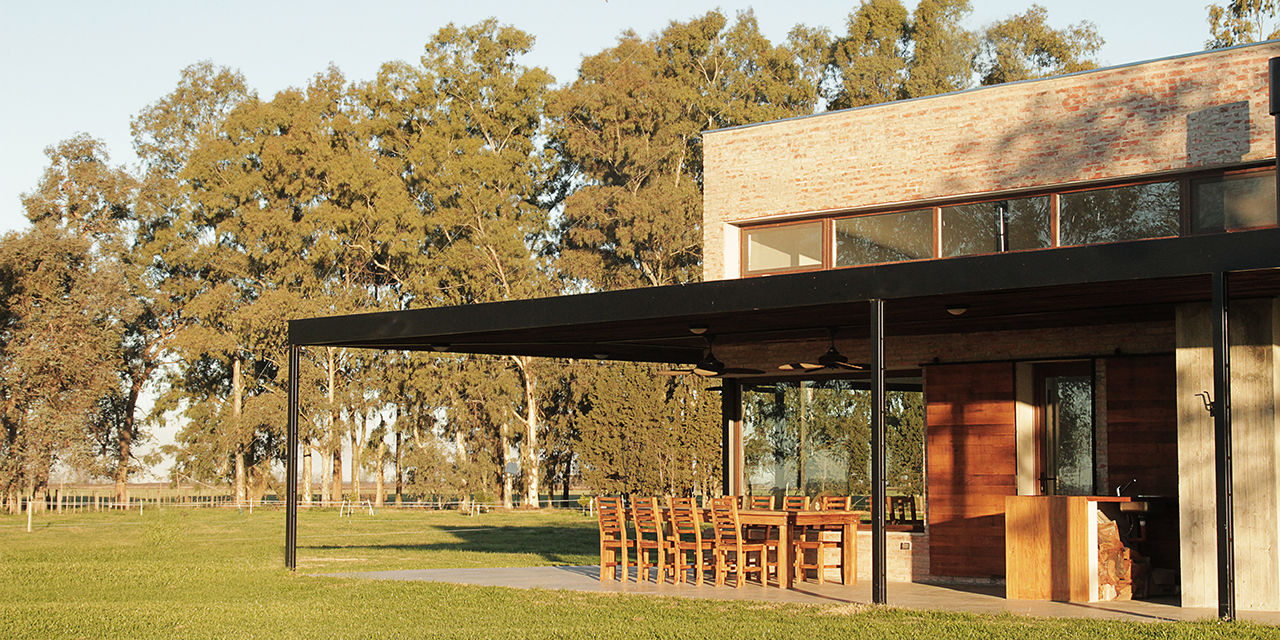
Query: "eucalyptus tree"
826 1 1101 106
16 135 145 503
550 11 822 291
0 226 124 510
1207 0 1280 47
903 0 977 98
0 135 136 508
572 363 720 496
125 63 257 499
975 5 1103 85
360 21 558 508
172 66 393 503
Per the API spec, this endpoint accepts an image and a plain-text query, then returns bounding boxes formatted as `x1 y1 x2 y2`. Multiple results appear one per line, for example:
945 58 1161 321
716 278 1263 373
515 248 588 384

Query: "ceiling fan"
656 335 764 378
778 328 867 372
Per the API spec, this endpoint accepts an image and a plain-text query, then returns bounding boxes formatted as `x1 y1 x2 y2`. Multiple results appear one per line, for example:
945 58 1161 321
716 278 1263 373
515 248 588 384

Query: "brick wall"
702 43 1280 280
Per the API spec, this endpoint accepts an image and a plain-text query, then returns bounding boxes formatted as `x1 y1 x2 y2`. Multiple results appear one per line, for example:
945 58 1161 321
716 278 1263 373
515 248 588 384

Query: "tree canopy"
4 5 1106 509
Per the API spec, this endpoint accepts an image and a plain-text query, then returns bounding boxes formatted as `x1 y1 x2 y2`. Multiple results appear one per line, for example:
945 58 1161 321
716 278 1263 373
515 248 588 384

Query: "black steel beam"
285 345 299 570
1211 272 1235 620
870 299 887 605
720 379 742 496
289 229 1280 349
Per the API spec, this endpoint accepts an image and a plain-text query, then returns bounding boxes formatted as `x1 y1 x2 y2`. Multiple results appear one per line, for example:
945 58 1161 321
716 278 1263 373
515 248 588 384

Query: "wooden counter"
1005 495 1131 602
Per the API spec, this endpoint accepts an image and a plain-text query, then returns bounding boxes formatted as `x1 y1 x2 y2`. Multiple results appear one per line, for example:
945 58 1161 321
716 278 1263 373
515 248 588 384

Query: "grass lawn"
1 507 1275 639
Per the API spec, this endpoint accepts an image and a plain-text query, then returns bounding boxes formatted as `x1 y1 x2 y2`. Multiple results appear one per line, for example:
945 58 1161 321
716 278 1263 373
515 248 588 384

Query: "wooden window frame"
739 218 830 278
735 162 1279 279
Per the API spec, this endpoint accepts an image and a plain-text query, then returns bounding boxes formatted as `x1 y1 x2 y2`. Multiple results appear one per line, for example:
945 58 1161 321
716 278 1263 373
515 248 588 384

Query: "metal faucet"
1116 477 1138 497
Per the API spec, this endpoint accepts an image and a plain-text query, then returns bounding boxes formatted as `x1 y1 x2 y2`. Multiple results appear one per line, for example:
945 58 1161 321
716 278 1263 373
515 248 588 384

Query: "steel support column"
870 299 887 604
1211 272 1235 620
285 344 300 570
721 379 742 496
1269 57 1279 222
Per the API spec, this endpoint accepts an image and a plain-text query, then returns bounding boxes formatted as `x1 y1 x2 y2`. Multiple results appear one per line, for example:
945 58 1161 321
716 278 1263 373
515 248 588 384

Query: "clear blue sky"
0 1 1221 235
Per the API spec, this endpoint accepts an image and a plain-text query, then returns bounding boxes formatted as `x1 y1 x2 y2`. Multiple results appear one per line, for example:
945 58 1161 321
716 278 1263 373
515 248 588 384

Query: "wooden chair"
794 495 851 585
889 495 918 524
741 495 776 542
817 495 851 511
667 496 713 584
745 495 775 510
708 496 773 588
596 496 632 582
781 495 810 511
631 497 670 583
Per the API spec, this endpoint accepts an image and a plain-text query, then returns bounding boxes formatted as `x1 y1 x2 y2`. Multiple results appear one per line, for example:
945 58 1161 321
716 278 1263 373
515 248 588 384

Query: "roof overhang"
288 228 1280 367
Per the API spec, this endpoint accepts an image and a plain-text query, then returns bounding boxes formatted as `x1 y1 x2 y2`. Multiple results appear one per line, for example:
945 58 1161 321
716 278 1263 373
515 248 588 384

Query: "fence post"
26 495 32 532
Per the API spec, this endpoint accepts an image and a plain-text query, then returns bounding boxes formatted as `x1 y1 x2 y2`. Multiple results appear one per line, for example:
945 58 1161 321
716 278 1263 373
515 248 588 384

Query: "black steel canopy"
289 227 1280 364
285 226 1280 615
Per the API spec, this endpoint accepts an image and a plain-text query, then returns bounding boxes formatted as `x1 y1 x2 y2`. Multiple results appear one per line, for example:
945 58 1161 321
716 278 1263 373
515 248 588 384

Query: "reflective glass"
942 196 1051 257
1046 376 1094 496
834 209 933 266
1059 182 1179 245
1191 171 1277 232
742 380 924 501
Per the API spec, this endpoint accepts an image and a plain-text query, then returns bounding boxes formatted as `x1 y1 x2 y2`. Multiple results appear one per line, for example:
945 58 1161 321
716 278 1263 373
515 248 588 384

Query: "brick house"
285 42 1280 615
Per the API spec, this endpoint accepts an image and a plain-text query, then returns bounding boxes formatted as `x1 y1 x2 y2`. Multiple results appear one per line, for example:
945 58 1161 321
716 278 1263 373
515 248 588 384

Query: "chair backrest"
631 496 664 543
667 496 703 544
746 495 774 510
708 496 742 545
818 495 851 511
889 495 917 523
781 495 809 511
597 496 627 541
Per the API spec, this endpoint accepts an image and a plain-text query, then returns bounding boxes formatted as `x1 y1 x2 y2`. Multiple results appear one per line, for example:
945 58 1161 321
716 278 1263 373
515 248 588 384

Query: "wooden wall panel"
926 362 1017 578
1106 355 1180 573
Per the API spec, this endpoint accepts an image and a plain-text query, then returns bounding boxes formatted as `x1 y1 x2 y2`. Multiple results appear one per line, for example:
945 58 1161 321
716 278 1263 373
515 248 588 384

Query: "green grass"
0 508 1275 639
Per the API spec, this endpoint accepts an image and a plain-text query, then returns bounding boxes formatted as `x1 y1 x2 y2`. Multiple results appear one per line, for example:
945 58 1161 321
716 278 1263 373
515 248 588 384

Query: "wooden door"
925 362 1017 578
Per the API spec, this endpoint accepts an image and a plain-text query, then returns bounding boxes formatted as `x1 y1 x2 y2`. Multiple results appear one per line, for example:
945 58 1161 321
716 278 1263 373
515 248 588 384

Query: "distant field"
1 508 1275 639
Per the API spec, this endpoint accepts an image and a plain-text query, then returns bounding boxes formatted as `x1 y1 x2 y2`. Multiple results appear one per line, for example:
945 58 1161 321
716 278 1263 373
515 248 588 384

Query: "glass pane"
1191 172 1277 232
1005 196 1053 251
742 381 924 502
834 209 933 267
1059 182 1179 245
744 222 823 272
942 196 1050 257
1048 376 1094 496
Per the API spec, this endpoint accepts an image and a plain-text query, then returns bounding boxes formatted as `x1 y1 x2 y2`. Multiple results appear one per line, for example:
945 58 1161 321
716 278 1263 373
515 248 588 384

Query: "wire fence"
2 491 592 517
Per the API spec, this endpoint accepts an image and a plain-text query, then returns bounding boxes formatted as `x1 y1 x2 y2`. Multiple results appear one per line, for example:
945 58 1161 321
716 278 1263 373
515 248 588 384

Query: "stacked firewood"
1097 510 1148 600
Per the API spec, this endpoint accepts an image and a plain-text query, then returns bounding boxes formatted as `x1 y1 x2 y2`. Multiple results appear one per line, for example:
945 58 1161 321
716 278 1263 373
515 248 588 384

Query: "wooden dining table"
673 508 863 589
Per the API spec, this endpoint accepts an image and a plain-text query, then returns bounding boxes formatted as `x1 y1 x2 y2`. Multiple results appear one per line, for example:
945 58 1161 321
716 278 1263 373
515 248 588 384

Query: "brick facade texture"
702 43 1280 281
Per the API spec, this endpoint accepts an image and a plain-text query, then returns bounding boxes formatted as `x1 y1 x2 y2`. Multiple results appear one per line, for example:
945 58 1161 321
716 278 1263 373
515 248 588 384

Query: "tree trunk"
331 446 342 505
350 424 361 503
302 442 313 506
562 454 572 502
394 431 403 505
499 422 513 509
515 357 541 509
319 447 331 504
232 356 245 507
374 439 386 508
114 373 146 504
234 452 245 508
326 347 341 503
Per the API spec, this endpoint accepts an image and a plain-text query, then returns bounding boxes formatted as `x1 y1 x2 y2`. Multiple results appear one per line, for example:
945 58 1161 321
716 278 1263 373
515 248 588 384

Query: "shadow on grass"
300 525 597 565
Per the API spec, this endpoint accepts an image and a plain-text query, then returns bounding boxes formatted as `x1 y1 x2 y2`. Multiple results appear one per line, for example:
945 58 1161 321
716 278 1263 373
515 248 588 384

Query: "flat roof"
290 228 1280 368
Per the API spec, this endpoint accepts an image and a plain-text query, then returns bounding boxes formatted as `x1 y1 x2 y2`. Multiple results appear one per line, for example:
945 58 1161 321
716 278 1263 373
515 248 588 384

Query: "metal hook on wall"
1195 390 1216 417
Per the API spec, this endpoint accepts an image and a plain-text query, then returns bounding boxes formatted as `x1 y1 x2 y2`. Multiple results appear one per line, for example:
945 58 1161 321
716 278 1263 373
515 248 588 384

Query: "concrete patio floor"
323 565 1280 625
